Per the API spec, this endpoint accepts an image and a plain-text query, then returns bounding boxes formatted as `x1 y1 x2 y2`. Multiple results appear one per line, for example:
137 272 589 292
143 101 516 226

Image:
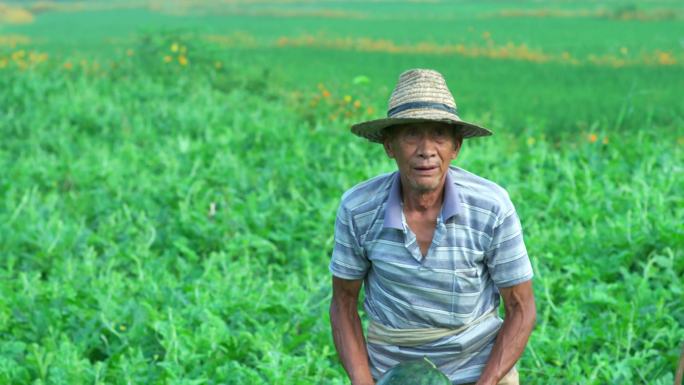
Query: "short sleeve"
329 203 370 280
485 207 533 288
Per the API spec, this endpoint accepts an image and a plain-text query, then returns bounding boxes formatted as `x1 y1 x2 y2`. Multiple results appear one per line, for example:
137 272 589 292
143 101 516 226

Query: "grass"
1 1 683 384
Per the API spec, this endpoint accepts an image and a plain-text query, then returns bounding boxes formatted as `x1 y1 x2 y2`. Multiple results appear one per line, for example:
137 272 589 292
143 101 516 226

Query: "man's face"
383 122 462 194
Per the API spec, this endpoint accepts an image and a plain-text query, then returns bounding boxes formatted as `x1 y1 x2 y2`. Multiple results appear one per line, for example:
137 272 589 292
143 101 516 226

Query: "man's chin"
408 179 442 193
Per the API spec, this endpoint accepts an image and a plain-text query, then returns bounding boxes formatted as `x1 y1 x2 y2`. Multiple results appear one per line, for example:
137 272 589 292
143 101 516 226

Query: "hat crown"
387 69 458 117
349 68 492 143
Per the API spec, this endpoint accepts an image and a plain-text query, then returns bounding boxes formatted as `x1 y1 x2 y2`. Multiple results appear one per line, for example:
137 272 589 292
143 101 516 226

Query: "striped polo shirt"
329 166 533 384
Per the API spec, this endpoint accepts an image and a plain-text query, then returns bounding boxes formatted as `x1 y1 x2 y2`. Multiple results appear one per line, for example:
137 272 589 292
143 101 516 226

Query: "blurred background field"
1 1 683 384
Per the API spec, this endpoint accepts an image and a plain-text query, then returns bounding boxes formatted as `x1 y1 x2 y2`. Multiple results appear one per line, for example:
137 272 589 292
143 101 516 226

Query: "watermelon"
376 357 451 385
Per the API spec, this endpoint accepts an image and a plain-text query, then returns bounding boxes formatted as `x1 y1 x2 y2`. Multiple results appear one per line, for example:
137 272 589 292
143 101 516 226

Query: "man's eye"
433 130 450 140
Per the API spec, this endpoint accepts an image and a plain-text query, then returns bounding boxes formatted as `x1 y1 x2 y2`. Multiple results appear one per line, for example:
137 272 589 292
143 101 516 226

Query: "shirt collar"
383 172 403 230
383 168 462 230
441 169 461 222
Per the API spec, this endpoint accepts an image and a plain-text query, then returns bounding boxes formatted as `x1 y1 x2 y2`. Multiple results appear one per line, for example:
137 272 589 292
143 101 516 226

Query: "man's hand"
330 276 375 385
476 280 536 385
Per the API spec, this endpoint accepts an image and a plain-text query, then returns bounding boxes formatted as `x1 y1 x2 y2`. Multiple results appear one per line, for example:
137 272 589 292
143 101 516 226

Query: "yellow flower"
119 324 127 332
656 51 676 66
11 50 25 61
343 95 352 103
322 90 331 98
163 55 172 63
63 61 73 70
178 55 188 66
527 137 535 146
353 100 361 109
277 36 289 47
587 133 597 143
171 42 179 52
29 51 48 63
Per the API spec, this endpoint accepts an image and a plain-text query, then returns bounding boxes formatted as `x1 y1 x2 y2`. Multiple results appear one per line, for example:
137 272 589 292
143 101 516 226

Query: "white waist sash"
367 309 498 347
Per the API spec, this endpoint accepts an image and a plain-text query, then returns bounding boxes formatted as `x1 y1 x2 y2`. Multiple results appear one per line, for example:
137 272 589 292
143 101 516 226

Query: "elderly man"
329 69 536 385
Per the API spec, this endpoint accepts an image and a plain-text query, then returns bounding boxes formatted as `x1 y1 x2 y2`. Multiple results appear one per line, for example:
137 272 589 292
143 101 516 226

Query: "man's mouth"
413 165 439 174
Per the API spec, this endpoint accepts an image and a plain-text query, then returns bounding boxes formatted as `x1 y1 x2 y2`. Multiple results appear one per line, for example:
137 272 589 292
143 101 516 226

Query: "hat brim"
351 117 492 143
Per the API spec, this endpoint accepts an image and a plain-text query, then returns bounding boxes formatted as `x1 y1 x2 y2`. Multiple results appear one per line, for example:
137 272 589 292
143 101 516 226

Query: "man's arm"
477 280 536 385
330 276 375 385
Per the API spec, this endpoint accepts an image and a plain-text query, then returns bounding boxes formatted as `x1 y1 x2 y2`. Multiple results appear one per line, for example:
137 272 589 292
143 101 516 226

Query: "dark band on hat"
387 101 458 117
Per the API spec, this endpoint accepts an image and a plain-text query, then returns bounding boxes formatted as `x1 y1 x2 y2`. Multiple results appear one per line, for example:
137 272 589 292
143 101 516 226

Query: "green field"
1 1 683 384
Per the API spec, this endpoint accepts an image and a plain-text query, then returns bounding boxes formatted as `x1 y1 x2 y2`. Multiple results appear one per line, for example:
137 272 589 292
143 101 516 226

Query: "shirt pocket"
452 267 481 294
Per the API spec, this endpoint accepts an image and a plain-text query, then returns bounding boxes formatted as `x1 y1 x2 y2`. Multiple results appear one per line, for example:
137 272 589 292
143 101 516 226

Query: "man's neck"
400 178 446 214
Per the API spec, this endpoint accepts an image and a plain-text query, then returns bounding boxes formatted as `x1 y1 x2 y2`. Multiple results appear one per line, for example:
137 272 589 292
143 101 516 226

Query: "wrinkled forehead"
384 121 455 138
395 121 451 132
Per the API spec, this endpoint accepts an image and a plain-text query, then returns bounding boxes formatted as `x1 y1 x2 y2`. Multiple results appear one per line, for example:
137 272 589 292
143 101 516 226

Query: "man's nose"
416 135 438 158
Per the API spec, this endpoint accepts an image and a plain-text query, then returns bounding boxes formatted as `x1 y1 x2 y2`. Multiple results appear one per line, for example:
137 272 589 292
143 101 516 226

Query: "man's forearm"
477 293 536 385
330 300 374 385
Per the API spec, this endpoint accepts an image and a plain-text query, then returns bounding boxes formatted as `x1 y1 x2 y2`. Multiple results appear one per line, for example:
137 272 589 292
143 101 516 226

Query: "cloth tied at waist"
367 309 498 347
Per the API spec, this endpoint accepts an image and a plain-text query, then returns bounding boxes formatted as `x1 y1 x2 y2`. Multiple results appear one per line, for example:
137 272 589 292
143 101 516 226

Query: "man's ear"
451 134 463 160
383 137 395 158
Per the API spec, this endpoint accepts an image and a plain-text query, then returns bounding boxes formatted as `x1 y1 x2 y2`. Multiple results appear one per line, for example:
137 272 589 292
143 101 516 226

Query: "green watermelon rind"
376 358 451 385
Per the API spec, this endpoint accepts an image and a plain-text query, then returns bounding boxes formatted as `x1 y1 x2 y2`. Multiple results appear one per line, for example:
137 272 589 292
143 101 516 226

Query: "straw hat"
351 69 492 143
